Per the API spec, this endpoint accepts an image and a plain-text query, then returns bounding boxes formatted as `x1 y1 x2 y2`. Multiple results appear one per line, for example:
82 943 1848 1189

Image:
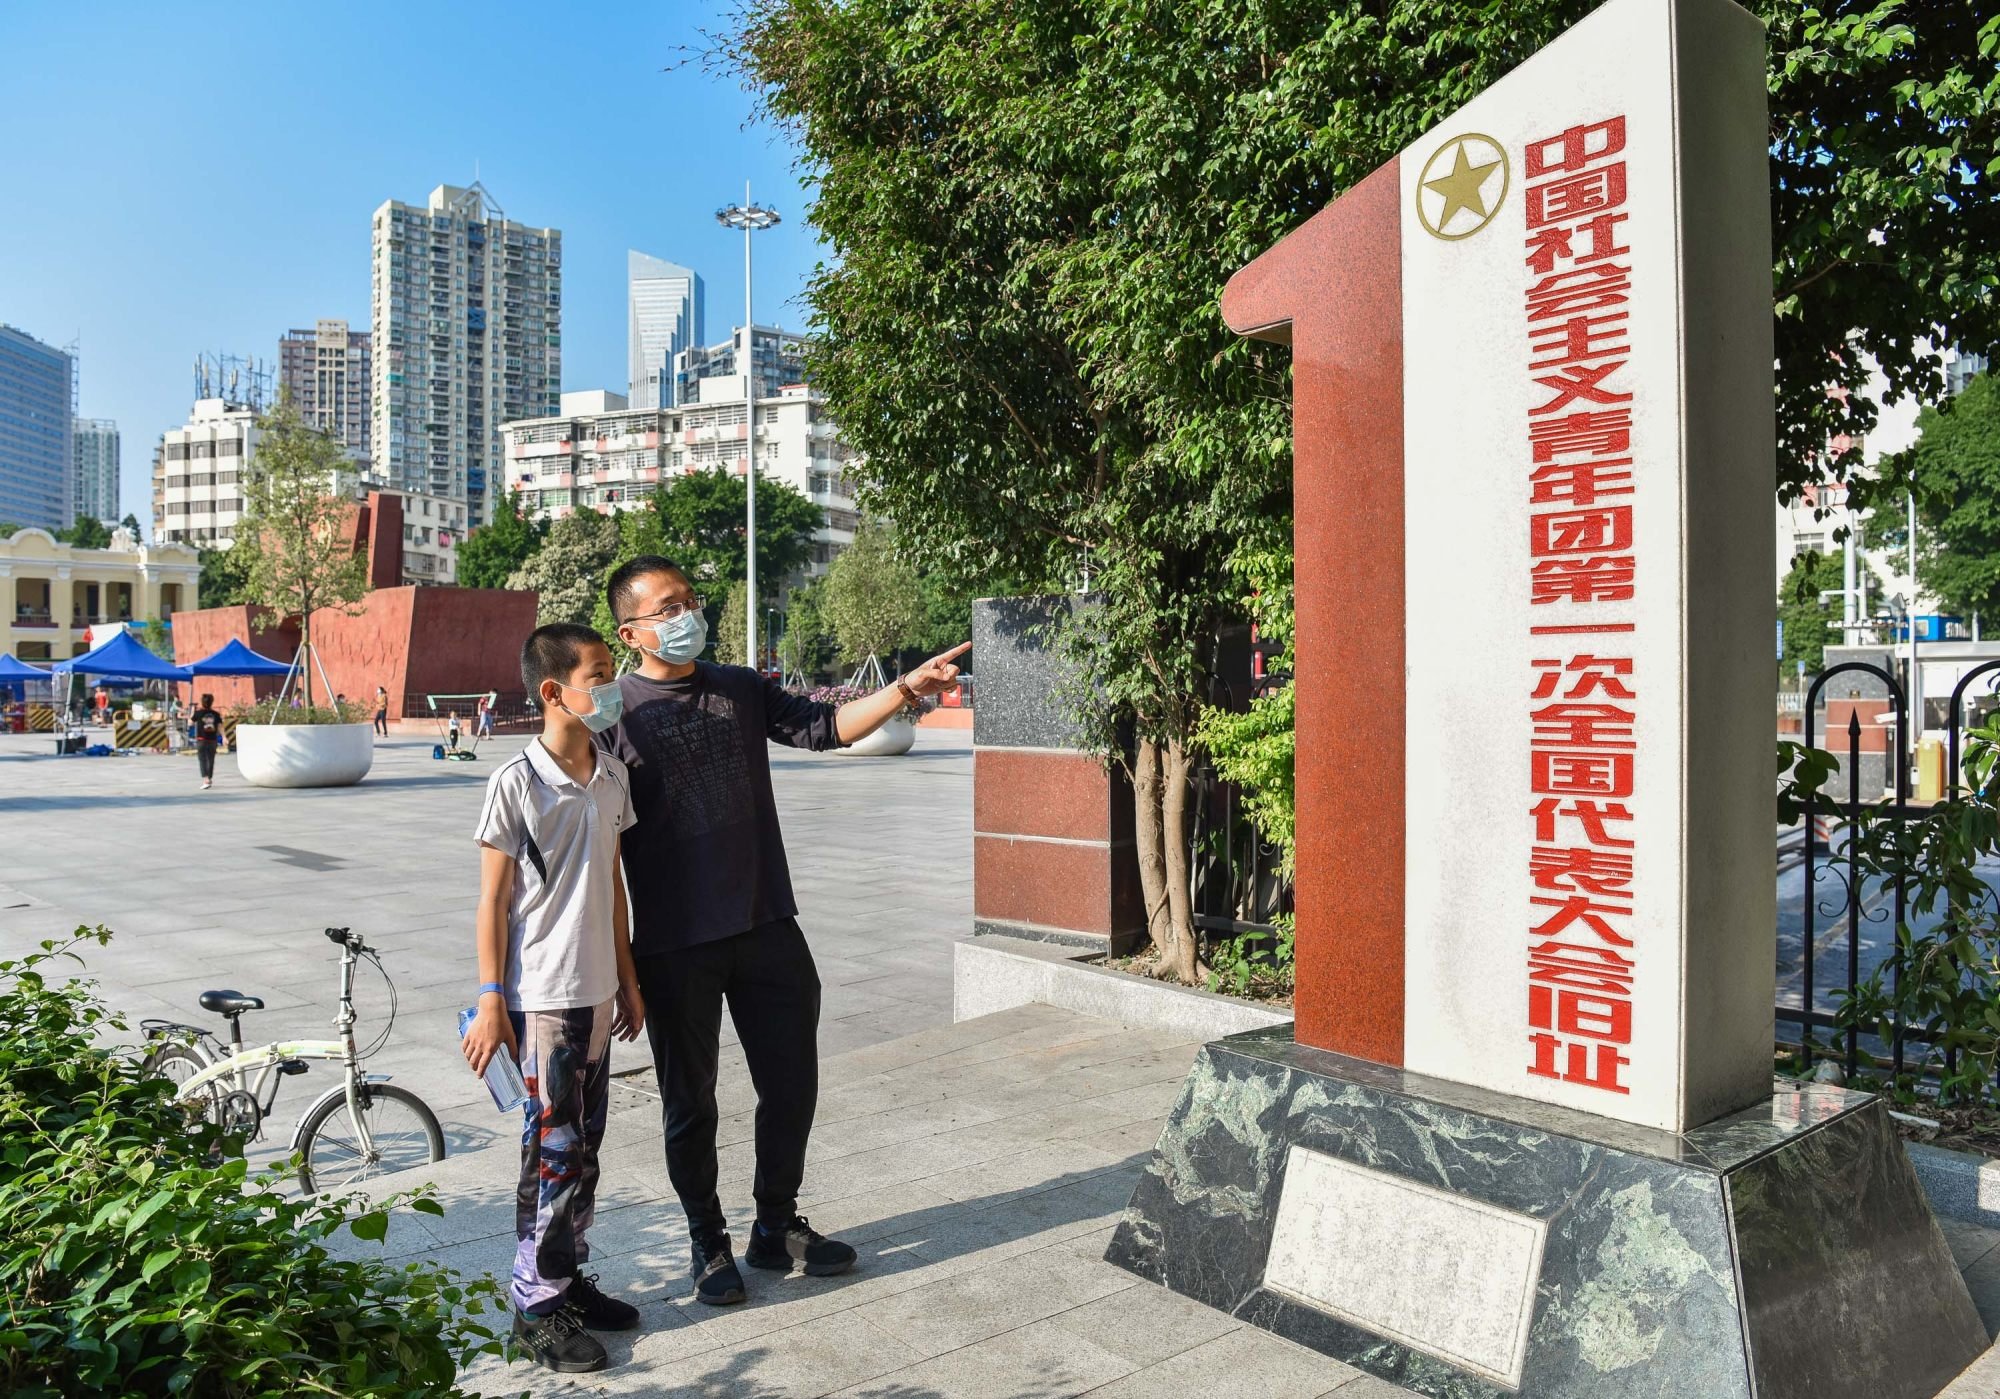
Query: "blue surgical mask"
554 679 624 733
643 610 708 665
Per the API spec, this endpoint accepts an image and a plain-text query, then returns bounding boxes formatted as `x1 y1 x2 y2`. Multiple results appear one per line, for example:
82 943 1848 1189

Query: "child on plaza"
189 693 224 790
447 709 462 752
462 622 646 1374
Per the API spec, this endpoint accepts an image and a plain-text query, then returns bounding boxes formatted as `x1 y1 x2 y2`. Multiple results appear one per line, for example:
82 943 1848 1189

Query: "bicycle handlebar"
324 927 372 955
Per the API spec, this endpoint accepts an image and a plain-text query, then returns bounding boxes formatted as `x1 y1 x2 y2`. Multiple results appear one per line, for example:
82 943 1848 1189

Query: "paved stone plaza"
0 727 972 1157
8 727 2000 1396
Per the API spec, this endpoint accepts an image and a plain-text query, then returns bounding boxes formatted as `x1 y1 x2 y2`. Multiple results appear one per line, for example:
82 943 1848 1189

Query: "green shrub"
0 929 507 1397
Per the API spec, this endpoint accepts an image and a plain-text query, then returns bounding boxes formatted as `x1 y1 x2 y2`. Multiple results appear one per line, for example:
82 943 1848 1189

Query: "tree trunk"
1160 736 1203 985
1132 738 1176 971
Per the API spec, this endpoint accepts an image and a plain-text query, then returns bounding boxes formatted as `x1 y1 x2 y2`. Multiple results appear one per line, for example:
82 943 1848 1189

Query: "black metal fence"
1789 659 2000 1084
1187 759 1290 944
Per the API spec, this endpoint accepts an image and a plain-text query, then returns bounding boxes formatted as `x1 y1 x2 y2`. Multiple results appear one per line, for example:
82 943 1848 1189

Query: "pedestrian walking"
596 555 968 1305
190 693 224 790
374 685 389 737
477 690 496 740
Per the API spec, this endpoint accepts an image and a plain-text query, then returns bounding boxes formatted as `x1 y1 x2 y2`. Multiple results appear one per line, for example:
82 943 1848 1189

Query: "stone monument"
1105 0 1989 1393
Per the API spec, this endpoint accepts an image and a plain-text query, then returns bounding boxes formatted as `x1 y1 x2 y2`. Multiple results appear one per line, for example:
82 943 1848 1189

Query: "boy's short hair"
521 623 607 695
200 693 213 707
606 554 690 624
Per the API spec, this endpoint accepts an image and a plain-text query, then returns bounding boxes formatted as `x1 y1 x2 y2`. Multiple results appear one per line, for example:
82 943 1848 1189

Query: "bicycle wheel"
295 1083 445 1193
145 1043 220 1120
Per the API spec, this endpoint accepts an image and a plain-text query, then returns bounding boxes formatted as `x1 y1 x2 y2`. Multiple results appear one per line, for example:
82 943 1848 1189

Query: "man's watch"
894 677 923 711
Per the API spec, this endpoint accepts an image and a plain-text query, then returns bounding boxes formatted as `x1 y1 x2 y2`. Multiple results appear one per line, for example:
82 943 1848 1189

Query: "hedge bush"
0 928 508 1397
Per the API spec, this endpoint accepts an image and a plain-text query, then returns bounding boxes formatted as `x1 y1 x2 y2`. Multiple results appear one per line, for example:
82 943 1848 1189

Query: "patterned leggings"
510 1001 612 1316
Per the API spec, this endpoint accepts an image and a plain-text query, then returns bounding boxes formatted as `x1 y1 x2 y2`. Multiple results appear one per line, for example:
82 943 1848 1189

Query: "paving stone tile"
837 1316 1136 1398
1942 1217 2000 1272
1081 1325 1375 1399
624 1307 923 1397
1048 1276 1243 1367
848 1237 1138 1359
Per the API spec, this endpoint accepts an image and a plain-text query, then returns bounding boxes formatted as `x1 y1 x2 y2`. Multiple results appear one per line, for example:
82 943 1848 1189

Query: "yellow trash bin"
1916 736 1946 801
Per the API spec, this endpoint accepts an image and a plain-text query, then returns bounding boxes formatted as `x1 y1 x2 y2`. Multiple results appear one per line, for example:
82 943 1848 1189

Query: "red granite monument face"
1229 0 1777 1133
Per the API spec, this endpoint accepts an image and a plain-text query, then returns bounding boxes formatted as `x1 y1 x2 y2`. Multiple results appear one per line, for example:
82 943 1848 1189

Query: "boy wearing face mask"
464 622 647 1373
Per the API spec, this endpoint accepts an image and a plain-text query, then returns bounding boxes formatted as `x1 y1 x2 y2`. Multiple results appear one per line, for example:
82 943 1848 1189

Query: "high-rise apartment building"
279 320 371 461
73 418 119 525
370 183 561 528
673 325 808 409
0 324 75 531
628 252 705 410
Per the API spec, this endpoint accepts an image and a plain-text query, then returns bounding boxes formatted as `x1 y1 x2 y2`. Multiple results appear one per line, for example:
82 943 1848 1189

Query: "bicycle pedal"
278 1059 310 1076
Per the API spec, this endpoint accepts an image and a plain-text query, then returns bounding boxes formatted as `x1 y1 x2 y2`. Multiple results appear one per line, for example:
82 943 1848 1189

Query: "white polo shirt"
473 740 637 1011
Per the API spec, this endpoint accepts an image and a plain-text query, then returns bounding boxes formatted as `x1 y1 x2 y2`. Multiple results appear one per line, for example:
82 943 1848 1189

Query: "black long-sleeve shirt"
596 662 840 955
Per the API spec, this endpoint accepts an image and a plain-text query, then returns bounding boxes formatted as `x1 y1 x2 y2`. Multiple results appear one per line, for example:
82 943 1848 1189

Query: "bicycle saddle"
198 990 264 1015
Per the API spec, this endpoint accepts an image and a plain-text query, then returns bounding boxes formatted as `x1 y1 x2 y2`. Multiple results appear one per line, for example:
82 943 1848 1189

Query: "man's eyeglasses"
622 597 706 626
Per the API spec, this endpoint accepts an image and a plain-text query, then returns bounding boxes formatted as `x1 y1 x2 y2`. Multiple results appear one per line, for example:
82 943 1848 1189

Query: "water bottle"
458 1005 530 1111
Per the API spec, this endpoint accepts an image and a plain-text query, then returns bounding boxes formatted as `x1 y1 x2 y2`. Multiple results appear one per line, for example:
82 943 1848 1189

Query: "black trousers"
196 742 217 779
636 917 821 1240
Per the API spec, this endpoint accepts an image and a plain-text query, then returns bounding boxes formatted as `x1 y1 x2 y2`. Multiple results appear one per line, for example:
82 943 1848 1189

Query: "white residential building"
673 325 809 410
152 398 261 548
359 477 464 587
1774 345 1988 642
499 382 858 579
370 182 561 530
72 418 119 525
628 252 704 409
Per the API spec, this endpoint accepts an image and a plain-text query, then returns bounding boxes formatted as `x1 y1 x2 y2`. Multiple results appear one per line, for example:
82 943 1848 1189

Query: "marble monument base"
1105 1027 1986 1398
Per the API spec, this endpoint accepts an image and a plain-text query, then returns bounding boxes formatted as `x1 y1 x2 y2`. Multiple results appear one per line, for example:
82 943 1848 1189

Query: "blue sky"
0 1 821 530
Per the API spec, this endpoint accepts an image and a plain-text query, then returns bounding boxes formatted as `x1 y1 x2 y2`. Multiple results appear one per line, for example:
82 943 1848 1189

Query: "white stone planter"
235 723 374 788
839 716 916 757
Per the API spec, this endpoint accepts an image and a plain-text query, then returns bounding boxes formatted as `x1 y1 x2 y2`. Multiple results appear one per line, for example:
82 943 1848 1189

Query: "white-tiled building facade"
370 183 561 530
501 382 858 578
152 398 260 548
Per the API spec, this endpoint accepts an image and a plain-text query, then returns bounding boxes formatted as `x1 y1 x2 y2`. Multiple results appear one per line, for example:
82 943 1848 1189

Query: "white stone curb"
1908 1142 2000 1230
954 934 1293 1042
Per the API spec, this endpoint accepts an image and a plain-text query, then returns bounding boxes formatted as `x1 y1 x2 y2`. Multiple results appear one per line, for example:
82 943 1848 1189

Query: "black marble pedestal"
1106 1027 1986 1398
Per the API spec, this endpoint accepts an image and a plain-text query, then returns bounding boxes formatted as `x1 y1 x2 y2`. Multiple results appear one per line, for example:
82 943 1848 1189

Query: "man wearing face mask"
596 555 968 1306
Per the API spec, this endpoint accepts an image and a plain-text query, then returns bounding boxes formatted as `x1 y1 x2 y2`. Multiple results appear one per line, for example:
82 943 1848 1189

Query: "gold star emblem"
1415 134 1510 241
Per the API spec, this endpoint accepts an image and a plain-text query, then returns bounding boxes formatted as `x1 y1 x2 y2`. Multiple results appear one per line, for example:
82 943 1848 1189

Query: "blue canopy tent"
0 654 50 684
50 629 193 685
186 638 295 677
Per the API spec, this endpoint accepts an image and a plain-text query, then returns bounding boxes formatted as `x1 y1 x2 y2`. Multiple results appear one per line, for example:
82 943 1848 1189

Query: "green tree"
456 488 545 589
197 543 257 609
59 517 111 549
135 618 176 662
777 576 832 681
734 0 1997 982
1908 373 2000 621
911 570 975 660
510 509 622 626
1778 549 1844 678
0 523 20 539
617 471 824 593
239 402 369 704
820 521 922 670
713 579 750 665
118 512 142 541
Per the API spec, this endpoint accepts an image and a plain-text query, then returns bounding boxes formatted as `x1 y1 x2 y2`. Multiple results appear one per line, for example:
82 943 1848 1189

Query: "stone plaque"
1263 1145 1547 1387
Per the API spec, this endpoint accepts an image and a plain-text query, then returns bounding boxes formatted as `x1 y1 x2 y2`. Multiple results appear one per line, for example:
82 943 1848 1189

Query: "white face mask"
551 679 624 733
639 609 708 665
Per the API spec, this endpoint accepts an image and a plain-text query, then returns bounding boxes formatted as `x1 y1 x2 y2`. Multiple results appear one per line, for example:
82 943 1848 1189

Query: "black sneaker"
747 1215 857 1277
512 1306 608 1373
562 1272 640 1332
692 1233 746 1305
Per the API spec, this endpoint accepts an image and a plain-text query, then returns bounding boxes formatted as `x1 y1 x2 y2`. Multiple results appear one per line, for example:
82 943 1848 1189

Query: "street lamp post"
717 183 781 673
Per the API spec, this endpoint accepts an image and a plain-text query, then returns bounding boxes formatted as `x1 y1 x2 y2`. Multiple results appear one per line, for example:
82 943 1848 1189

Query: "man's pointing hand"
903 642 971 698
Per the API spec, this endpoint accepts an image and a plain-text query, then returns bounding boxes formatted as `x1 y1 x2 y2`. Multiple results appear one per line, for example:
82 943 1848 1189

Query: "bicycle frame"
171 934 387 1157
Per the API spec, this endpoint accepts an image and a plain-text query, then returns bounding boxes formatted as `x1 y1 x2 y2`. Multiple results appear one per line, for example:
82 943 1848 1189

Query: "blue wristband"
477 982 504 999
